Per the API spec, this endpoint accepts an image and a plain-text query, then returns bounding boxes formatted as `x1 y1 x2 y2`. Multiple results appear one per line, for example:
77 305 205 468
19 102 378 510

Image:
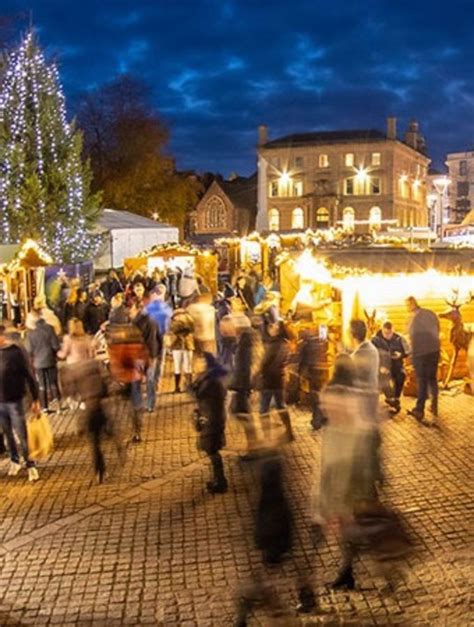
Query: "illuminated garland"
0 31 100 263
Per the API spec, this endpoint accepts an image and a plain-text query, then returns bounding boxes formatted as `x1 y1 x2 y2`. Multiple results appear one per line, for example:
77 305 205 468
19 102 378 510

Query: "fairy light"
0 30 100 262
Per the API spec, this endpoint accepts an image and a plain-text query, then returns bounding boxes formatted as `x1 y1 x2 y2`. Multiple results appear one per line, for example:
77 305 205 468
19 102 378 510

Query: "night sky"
2 1 474 176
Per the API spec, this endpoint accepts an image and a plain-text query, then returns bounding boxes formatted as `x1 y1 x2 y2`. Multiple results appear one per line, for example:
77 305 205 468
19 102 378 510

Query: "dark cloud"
2 0 473 174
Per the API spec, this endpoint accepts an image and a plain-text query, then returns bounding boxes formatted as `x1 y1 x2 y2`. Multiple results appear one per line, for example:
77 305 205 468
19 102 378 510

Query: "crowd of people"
0 264 450 618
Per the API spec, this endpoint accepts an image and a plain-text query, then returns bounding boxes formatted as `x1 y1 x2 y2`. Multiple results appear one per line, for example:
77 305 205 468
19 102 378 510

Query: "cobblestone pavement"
0 367 472 626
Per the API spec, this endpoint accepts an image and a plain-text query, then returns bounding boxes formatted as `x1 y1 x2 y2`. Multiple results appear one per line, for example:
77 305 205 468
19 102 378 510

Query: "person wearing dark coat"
25 313 61 412
371 321 409 413
130 302 160 413
235 276 255 312
229 324 262 455
192 352 228 494
84 292 109 335
258 320 294 443
298 328 328 430
101 270 123 303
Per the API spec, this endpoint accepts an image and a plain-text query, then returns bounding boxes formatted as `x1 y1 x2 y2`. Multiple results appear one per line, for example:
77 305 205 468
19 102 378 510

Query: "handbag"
27 413 54 459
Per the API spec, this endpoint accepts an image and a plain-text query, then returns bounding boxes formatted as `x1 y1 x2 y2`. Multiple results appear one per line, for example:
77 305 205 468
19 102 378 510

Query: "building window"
372 152 381 166
457 181 469 197
345 153 355 167
459 160 467 176
399 175 410 199
292 207 305 229
369 206 382 230
344 177 354 195
292 180 303 196
294 156 304 169
269 181 279 197
268 208 280 231
316 207 330 229
204 196 227 230
319 154 329 168
370 177 381 194
342 207 355 231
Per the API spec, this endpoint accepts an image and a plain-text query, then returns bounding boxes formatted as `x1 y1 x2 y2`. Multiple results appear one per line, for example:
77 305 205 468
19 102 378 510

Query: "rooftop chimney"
387 116 397 140
258 124 268 146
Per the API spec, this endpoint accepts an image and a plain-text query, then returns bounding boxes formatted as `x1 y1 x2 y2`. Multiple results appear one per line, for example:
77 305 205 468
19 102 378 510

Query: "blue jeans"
131 358 159 412
0 401 35 467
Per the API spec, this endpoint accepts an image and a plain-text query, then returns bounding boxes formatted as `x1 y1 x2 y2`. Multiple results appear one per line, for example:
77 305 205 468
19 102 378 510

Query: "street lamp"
427 192 437 231
433 176 451 242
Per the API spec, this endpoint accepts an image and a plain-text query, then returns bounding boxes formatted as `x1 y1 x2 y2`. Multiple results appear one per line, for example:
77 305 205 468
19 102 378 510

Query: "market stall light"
294 249 332 283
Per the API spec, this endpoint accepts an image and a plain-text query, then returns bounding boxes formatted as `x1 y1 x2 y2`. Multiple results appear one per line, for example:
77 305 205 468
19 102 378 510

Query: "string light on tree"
0 31 101 263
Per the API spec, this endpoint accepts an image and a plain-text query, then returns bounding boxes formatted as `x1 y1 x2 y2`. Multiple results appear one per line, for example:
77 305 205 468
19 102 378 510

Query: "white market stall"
94 209 179 270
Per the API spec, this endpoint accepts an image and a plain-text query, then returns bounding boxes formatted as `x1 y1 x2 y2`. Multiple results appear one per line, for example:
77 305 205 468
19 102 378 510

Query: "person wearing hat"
33 295 62 338
192 352 228 494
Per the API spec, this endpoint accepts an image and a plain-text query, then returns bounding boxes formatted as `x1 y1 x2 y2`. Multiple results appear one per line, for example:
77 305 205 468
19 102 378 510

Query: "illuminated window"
292 207 305 229
345 153 355 167
292 180 303 196
204 196 227 230
372 152 381 166
316 207 330 229
369 206 382 230
342 207 355 231
344 177 354 195
399 175 410 198
268 208 280 231
269 181 278 197
370 177 381 194
319 154 329 168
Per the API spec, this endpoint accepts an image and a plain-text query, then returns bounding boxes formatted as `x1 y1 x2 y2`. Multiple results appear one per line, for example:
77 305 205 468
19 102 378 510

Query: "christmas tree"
0 31 101 263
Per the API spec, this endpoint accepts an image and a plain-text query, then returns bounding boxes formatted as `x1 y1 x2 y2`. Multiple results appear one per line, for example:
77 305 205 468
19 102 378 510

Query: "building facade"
190 175 257 240
445 150 474 224
256 118 430 233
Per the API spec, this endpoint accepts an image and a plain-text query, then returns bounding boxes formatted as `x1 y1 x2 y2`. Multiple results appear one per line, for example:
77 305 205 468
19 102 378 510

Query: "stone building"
256 117 430 233
191 174 257 240
445 149 474 223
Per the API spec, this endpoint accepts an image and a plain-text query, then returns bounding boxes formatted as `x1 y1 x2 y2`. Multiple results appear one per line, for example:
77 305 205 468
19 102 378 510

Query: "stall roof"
311 247 474 275
98 208 176 231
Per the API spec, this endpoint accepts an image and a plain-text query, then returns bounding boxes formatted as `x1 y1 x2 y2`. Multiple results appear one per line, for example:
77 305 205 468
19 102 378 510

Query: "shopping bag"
27 413 54 459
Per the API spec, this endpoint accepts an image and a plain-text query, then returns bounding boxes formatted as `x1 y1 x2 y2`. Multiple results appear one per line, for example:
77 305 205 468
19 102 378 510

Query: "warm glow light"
400 174 408 182
433 176 451 195
294 249 332 283
427 193 437 205
152 212 159 220
279 171 291 185
354 167 369 182
413 179 421 187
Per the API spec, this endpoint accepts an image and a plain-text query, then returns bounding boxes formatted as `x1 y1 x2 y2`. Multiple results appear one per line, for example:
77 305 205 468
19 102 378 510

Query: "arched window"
204 196 227 230
292 207 305 230
316 207 330 229
369 206 382 230
342 207 355 231
268 208 280 231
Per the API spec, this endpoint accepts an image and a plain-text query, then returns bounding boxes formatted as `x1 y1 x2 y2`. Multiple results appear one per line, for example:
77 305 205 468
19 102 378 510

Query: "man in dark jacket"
25 313 61 412
259 320 294 444
84 292 109 335
130 302 160 413
192 352 228 493
372 321 409 413
406 296 440 421
0 324 41 481
101 270 123 303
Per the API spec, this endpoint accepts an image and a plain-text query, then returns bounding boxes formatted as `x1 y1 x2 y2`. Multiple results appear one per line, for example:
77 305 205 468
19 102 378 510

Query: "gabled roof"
263 129 386 149
200 175 257 214
98 208 176 231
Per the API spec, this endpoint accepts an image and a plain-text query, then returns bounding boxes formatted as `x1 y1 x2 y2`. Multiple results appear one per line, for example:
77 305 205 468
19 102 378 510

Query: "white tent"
94 209 179 269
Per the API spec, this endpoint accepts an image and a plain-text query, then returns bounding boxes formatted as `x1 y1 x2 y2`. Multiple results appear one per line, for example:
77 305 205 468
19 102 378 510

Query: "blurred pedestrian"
406 296 440 421
146 285 172 336
108 292 129 325
192 352 228 494
187 293 216 355
167 307 195 393
0 324 41 481
129 302 160 413
33 295 62 337
25 311 61 413
258 319 294 444
235 275 255 312
101 269 123 303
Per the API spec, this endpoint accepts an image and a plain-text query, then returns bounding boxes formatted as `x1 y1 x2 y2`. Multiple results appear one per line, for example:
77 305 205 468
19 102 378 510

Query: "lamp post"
432 176 451 243
426 192 437 232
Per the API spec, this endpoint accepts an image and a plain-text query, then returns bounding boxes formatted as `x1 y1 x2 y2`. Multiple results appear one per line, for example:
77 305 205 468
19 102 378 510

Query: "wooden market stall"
0 239 52 324
278 246 474 388
124 243 219 295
